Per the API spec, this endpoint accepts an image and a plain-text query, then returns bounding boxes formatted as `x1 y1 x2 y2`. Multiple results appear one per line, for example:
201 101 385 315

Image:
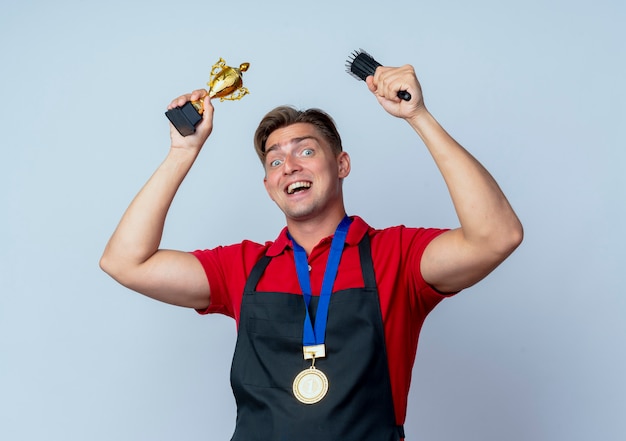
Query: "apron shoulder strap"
246 233 376 294
243 254 272 294
397 424 405 439
358 233 377 290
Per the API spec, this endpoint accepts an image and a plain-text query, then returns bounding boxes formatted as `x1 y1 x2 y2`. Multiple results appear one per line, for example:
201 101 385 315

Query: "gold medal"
293 366 329 404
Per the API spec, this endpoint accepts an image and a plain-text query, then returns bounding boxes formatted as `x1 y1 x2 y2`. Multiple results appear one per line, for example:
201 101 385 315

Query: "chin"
281 204 320 221
284 210 316 221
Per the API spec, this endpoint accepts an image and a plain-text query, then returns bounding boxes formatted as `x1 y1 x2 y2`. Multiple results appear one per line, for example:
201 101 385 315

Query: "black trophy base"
165 101 202 136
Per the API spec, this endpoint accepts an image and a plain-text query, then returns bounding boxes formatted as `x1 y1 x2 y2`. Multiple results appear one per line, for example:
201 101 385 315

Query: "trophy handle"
210 58 227 77
219 87 249 102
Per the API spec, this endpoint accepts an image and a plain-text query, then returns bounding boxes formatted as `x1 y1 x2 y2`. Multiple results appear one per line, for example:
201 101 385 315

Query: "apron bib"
229 235 404 441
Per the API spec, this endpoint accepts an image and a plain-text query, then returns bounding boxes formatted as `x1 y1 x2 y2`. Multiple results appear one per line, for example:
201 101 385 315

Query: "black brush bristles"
345 49 411 101
345 49 382 81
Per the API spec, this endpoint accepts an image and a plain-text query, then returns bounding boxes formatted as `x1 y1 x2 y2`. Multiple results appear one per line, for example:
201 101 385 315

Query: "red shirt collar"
266 216 370 257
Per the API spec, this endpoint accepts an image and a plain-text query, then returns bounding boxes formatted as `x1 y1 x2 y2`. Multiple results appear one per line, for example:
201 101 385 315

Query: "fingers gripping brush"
345 49 412 101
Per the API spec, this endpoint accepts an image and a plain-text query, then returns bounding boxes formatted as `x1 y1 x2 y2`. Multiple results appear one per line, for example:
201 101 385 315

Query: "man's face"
263 123 350 222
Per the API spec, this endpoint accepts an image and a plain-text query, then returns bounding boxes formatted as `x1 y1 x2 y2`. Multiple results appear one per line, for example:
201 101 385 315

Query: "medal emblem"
293 366 329 404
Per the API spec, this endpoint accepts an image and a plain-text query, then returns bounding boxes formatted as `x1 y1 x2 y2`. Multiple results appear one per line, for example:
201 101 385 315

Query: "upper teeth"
287 181 311 194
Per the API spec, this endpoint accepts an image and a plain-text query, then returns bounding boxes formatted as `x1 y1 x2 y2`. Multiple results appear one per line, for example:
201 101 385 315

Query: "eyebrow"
264 136 318 154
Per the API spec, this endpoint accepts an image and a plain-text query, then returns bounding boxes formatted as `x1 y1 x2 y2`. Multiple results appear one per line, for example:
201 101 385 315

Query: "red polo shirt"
192 216 453 425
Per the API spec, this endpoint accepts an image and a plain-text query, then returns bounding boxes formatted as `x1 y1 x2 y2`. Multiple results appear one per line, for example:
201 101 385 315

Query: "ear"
337 151 351 178
263 176 275 201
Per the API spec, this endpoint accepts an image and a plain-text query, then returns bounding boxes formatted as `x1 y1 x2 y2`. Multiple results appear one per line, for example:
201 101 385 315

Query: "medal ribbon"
289 216 352 348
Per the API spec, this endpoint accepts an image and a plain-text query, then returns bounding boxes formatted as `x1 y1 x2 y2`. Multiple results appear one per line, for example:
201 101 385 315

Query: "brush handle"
367 61 412 101
368 57 411 101
397 90 411 101
370 71 412 102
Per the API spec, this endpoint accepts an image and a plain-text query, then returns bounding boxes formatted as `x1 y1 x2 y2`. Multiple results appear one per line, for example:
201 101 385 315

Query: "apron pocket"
239 316 305 388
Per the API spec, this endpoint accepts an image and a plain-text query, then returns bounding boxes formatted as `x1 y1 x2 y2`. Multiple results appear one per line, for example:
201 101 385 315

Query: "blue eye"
270 159 282 167
302 148 314 157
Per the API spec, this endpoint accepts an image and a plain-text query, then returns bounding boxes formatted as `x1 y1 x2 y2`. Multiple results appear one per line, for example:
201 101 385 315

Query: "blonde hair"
253 106 342 163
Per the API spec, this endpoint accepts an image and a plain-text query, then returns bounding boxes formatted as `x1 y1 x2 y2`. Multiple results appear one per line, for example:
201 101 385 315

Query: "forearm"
368 64 522 290
100 147 199 279
408 109 523 252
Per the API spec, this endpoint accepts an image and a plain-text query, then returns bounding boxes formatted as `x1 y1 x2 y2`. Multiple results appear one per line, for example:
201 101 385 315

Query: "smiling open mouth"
286 181 311 194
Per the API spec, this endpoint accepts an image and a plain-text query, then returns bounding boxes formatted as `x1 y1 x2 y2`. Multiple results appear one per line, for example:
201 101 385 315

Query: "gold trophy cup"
166 58 250 136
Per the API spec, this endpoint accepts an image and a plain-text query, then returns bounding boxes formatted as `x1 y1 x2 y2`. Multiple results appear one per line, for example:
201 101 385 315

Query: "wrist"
406 106 435 133
164 145 200 169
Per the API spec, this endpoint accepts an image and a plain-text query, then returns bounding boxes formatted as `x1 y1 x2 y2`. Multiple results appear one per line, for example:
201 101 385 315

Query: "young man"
100 63 523 440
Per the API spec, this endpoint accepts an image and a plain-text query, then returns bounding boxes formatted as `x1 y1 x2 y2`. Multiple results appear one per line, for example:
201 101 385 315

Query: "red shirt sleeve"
191 241 269 322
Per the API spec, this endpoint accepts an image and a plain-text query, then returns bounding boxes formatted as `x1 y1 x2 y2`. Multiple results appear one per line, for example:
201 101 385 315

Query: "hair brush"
345 49 411 101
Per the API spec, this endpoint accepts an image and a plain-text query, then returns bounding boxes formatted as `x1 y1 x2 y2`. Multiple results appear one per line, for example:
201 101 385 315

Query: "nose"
282 154 301 175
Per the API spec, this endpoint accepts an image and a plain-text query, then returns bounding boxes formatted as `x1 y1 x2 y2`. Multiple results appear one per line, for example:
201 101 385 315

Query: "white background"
1 0 624 440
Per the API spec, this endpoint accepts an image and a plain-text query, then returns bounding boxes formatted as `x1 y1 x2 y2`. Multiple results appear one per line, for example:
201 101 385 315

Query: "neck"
286 210 347 255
